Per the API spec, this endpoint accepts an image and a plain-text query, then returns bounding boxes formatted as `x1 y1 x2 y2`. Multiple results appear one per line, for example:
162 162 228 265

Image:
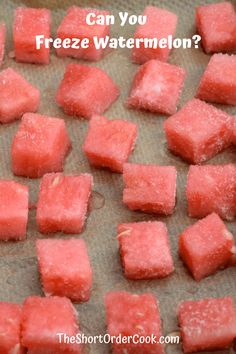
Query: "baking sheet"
0 0 236 353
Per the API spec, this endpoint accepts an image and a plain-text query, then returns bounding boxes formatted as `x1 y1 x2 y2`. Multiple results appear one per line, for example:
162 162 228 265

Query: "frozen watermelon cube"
21 296 81 353
127 59 186 115
14 7 51 64
36 173 92 234
56 63 119 119
0 68 40 124
132 6 177 64
164 98 233 164
197 54 236 105
12 113 71 178
56 6 110 61
179 213 234 281
105 291 164 354
118 221 174 279
0 22 6 66
83 115 138 172
0 180 28 241
36 238 92 302
178 296 236 353
0 302 23 354
187 164 236 220
196 2 236 54
123 163 177 215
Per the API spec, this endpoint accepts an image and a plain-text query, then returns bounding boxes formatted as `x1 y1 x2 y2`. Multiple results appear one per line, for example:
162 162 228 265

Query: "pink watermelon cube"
36 238 92 302
123 163 177 215
0 302 23 354
179 213 234 281
83 115 138 172
178 296 236 353
14 7 51 64
0 22 6 66
0 180 28 241
105 291 164 354
36 173 92 234
132 6 177 64
118 221 174 279
21 296 81 353
56 63 119 119
197 53 236 105
187 164 236 220
56 7 110 61
196 2 236 54
12 113 71 178
127 59 186 115
164 98 233 164
0 68 40 124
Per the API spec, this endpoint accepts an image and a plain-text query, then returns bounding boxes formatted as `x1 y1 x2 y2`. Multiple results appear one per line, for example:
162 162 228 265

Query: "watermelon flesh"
105 291 164 354
0 22 6 66
36 173 92 234
127 59 186 115
164 98 233 164
178 296 236 353
83 115 138 172
118 221 174 279
132 6 177 64
12 113 71 178
56 63 119 119
14 7 51 64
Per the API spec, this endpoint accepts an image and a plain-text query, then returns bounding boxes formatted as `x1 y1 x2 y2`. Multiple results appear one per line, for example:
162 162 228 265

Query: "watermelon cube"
36 238 92 302
21 296 81 353
0 68 40 124
0 180 28 241
118 221 174 279
179 213 234 281
56 7 110 61
105 291 164 354
14 7 51 64
123 163 177 215
0 22 6 66
56 63 119 119
186 164 236 220
83 115 138 172
196 2 236 54
197 54 236 105
132 6 177 64
164 98 233 164
178 296 236 353
127 59 186 115
12 113 71 178
36 173 92 234
0 302 23 354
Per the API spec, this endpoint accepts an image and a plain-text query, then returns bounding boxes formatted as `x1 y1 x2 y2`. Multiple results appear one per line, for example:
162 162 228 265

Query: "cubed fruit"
36 173 92 234
123 163 177 215
105 291 164 354
178 296 236 353
197 54 236 105
179 213 234 281
56 63 119 119
56 6 110 61
118 221 174 279
0 23 6 66
83 115 138 172
21 296 81 353
36 238 92 302
0 302 23 354
0 68 40 123
186 164 236 220
196 2 236 54
14 7 51 64
127 59 185 115
164 98 233 164
12 113 71 178
0 180 28 241
132 6 177 64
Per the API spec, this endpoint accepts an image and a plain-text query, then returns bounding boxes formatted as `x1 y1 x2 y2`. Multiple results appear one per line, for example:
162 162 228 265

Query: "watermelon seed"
88 191 105 211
